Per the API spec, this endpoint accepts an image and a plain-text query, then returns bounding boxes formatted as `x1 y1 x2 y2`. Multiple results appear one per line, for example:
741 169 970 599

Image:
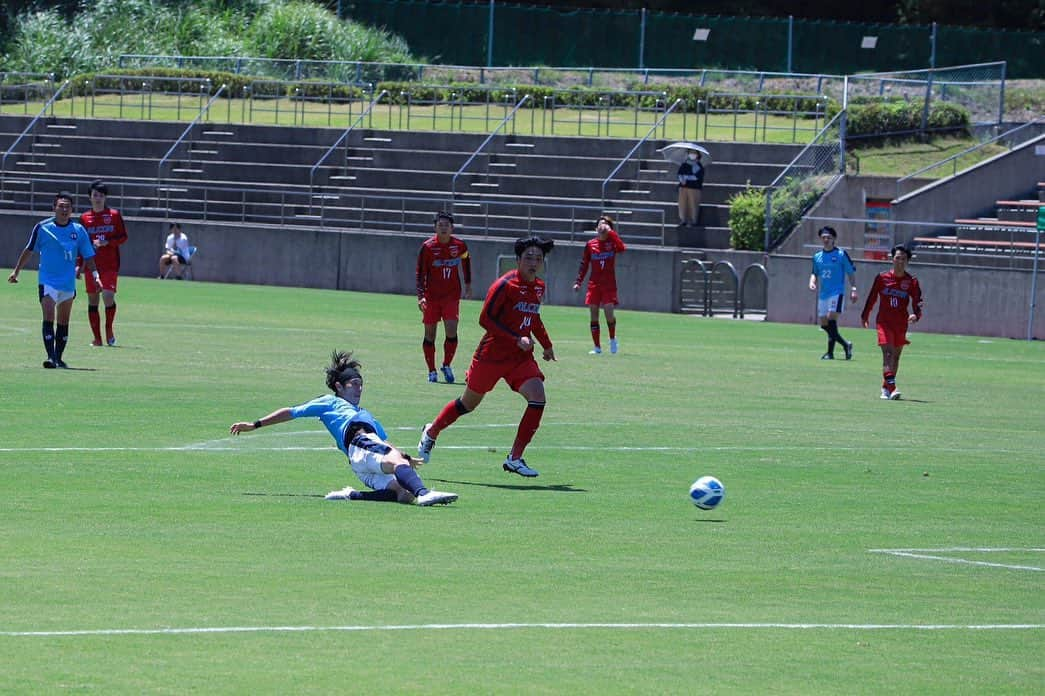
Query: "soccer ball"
689 476 725 510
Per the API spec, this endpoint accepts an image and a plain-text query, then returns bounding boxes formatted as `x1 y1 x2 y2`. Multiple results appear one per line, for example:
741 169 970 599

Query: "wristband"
253 420 263 429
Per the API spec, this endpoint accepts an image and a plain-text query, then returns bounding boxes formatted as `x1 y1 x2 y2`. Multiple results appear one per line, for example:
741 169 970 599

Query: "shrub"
728 186 767 251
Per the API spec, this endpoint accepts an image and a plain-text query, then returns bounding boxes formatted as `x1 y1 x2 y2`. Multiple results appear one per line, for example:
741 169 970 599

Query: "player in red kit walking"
77 180 128 346
861 244 923 400
418 236 556 477
416 212 471 383
573 214 626 354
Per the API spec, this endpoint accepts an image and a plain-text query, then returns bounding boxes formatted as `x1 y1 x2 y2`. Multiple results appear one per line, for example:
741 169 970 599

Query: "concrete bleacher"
0 114 804 248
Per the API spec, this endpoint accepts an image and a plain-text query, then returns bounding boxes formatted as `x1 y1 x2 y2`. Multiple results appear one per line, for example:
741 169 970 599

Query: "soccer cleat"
90 340 103 347
324 486 357 501
441 365 455 383
43 359 57 369
107 336 117 346
820 352 834 360
889 390 902 400
589 346 602 355
609 338 618 354
427 370 438 383
842 340 853 360
503 456 539 478
54 358 69 369
417 423 436 463
415 490 458 506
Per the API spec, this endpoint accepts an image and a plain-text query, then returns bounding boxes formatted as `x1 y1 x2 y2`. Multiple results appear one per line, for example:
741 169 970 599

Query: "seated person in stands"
159 222 191 279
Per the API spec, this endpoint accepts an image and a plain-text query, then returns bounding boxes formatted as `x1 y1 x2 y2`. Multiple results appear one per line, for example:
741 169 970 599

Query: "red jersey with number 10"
416 235 471 300
861 270 923 326
79 208 128 272
474 270 552 362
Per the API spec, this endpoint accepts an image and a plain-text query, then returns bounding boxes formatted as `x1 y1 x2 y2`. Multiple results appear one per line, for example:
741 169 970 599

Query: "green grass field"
1 275 1042 694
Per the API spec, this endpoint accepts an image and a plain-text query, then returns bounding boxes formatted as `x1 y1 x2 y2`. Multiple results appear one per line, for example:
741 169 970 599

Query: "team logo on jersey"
514 301 542 314
103 214 112 224
900 280 910 290
69 231 78 240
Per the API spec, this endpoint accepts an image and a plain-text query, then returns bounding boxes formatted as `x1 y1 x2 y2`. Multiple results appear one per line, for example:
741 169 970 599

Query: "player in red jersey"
573 214 626 354
416 212 472 383
417 236 556 477
861 244 923 400
77 180 128 346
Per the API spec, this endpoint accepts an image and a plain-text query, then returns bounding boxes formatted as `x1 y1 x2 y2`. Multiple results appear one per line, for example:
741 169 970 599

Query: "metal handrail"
451 93 531 198
895 116 1045 200
156 83 227 182
766 110 845 190
1 79 70 190
309 89 388 193
600 98 681 205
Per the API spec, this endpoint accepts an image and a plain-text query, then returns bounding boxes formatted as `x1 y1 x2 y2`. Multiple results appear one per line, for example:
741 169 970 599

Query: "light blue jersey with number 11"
26 217 94 292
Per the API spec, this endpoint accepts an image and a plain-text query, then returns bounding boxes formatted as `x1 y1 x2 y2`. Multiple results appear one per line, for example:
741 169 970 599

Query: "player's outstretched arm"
230 407 293 434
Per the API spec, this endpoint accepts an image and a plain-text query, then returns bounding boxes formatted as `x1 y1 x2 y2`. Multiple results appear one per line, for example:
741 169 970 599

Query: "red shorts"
85 270 118 294
422 296 460 324
585 285 618 307
876 321 909 347
465 354 545 394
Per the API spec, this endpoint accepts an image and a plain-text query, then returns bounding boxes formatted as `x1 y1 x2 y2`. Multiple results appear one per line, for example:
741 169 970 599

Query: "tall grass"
1 0 417 79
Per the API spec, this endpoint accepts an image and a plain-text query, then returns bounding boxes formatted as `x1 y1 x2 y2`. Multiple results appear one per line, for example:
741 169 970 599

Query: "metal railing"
763 110 846 250
4 172 668 243
309 89 388 202
452 94 531 198
703 92 829 143
1 80 71 195
157 84 227 182
601 98 682 205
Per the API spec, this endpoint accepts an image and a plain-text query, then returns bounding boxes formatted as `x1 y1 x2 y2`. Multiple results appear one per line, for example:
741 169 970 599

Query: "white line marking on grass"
3 622 1042 638
870 548 1045 572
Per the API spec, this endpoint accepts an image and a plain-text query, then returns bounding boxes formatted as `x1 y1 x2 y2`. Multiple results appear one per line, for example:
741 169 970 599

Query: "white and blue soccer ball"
689 475 725 510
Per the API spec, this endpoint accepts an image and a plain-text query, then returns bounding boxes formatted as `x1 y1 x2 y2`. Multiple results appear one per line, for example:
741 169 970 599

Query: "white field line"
3 622 1043 638
870 548 1045 572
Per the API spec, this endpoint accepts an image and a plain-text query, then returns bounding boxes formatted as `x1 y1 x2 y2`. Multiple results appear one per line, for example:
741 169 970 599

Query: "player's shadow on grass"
692 518 727 523
426 477 586 493
51 365 98 371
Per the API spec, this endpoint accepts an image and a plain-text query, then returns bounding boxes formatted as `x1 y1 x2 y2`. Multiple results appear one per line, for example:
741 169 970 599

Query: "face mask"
688 154 698 160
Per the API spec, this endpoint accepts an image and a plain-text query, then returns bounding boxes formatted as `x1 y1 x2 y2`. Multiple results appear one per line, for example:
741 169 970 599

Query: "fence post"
638 7 647 70
764 189 773 252
487 0 495 68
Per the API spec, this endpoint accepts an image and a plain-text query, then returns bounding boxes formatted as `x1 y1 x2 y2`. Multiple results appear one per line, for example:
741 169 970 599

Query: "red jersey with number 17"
416 235 471 300
79 207 128 272
861 270 923 326
474 270 552 362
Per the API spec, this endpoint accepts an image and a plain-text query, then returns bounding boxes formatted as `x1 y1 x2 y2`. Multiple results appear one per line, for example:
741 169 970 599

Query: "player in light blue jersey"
808 226 858 360
8 192 101 368
229 350 457 506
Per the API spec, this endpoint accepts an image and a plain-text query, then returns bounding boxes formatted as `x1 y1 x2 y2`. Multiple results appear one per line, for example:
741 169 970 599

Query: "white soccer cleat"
415 490 458 506
880 388 891 400
889 390 902 400
324 486 357 501
609 338 618 354
417 423 436 463
503 456 539 477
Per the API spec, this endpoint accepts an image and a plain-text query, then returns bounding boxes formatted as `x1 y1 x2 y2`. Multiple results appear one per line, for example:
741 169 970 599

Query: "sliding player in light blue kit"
229 350 457 506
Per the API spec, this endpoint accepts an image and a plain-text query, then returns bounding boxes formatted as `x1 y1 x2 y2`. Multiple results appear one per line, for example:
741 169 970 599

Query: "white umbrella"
657 142 712 165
